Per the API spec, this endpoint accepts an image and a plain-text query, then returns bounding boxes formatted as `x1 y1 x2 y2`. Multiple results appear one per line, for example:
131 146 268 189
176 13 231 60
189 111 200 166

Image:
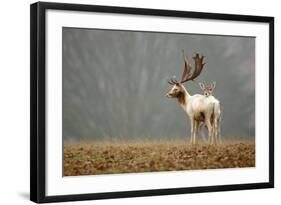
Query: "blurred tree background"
63 28 255 142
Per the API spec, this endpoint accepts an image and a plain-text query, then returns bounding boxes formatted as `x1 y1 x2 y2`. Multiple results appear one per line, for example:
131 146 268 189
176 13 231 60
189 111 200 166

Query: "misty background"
63 27 255 142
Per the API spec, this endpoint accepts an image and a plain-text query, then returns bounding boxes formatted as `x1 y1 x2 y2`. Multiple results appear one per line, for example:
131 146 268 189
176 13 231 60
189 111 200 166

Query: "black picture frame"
30 1 274 203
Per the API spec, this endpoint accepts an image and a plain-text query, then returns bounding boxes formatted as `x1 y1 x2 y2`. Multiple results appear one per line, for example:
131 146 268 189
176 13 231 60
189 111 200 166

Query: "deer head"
166 50 206 98
199 82 216 97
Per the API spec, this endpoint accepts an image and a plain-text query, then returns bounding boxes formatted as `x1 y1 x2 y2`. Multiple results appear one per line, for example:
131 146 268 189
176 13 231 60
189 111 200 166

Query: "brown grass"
64 140 255 176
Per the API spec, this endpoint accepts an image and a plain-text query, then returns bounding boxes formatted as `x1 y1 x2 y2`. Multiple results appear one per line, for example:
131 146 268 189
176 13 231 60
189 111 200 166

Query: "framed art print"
30 2 274 203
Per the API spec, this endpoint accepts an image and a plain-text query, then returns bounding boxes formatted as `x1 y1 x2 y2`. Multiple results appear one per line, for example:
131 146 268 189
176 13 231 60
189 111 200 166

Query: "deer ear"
212 81 216 89
199 82 205 90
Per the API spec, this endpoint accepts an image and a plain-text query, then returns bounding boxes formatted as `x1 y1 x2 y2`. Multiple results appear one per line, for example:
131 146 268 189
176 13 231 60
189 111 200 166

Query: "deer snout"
165 92 172 98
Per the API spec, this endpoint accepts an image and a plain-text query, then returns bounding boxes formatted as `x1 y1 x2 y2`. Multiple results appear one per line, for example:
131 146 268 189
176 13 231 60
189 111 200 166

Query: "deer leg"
213 117 218 145
190 118 194 144
217 118 222 144
205 118 213 145
193 120 199 145
211 123 215 145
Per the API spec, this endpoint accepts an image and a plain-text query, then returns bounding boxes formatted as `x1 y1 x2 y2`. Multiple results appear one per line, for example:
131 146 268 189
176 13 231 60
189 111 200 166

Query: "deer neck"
177 85 190 109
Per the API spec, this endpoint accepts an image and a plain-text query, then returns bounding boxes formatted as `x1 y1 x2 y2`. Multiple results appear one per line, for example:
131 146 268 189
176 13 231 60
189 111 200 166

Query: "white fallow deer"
166 51 221 145
199 82 216 97
198 81 222 144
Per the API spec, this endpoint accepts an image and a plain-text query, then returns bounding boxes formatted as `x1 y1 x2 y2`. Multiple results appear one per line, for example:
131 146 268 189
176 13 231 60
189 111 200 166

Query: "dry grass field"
64 140 255 176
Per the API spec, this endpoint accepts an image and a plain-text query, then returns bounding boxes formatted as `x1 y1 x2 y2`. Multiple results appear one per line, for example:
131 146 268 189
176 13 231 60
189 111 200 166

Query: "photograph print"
63 27 255 176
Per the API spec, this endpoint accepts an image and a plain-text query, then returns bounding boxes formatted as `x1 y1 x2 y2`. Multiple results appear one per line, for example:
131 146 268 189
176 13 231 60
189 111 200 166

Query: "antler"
168 78 179 85
181 50 192 83
168 50 206 85
181 52 205 83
